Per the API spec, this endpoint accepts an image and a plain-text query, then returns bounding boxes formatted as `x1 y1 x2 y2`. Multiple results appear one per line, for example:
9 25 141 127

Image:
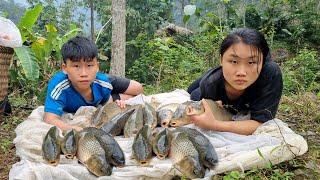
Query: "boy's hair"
61 36 98 63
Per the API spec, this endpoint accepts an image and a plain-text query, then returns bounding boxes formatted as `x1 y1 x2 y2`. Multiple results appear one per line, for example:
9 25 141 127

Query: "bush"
282 49 320 94
127 33 220 92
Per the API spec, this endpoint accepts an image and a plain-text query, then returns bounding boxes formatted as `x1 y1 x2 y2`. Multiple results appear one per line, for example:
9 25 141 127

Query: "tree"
89 0 95 41
110 0 126 76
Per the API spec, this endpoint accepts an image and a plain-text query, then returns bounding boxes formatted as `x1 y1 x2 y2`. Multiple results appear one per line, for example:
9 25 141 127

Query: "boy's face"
62 58 99 92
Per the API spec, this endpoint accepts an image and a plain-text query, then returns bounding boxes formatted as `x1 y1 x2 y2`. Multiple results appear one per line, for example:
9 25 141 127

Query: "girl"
187 28 283 135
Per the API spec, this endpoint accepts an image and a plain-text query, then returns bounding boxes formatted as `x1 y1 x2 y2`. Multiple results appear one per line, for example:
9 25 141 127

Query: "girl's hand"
71 125 83 132
189 99 220 130
115 99 126 109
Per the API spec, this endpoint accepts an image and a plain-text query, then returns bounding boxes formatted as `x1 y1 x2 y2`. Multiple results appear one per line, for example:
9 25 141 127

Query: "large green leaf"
18 4 43 42
14 46 40 80
19 4 43 29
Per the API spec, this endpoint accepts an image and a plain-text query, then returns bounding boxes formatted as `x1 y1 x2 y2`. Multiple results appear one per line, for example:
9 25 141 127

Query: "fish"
76 129 113 176
132 125 153 166
101 108 136 136
61 129 77 159
124 105 144 138
186 99 232 121
169 101 193 127
175 127 218 169
143 102 157 129
156 103 180 127
157 109 173 127
83 127 125 167
169 131 205 179
92 102 135 128
152 128 171 160
42 126 61 166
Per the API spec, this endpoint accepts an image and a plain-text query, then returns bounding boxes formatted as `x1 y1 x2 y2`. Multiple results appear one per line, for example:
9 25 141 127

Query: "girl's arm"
189 99 262 135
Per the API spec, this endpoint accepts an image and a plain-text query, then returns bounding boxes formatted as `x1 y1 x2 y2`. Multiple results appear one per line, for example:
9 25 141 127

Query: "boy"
44 36 143 131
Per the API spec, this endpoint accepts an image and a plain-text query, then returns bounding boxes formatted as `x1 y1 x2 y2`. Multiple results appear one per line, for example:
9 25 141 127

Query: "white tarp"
9 89 308 180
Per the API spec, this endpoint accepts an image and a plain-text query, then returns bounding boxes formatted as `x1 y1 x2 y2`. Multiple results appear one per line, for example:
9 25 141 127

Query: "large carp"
76 128 113 176
186 99 232 121
169 101 193 127
169 131 205 179
175 127 218 169
82 127 125 167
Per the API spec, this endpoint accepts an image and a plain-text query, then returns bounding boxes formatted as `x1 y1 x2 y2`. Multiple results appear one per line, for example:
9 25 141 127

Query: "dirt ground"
0 94 319 179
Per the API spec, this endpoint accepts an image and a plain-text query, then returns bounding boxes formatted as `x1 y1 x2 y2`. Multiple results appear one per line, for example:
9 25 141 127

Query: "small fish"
42 126 61 166
169 101 193 127
124 106 144 138
152 128 171 160
61 129 77 159
92 102 134 128
156 103 180 127
132 125 153 166
101 108 135 136
143 102 157 129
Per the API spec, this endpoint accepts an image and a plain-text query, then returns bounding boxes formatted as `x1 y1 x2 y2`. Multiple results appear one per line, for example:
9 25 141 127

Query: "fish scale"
170 132 197 163
77 133 105 163
169 131 205 179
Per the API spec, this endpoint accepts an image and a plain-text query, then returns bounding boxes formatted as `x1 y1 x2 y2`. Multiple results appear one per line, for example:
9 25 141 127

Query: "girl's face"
221 42 263 94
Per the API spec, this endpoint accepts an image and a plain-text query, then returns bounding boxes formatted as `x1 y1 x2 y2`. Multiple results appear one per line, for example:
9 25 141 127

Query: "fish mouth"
139 160 150 166
65 154 75 159
156 154 166 160
49 160 59 166
170 121 178 127
161 120 170 127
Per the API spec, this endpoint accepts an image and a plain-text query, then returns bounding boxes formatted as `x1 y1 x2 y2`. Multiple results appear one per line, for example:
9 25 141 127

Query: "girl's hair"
220 28 270 65
61 36 98 63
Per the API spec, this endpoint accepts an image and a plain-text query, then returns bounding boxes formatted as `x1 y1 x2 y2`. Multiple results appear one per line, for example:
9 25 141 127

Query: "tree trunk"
90 0 94 41
110 0 126 77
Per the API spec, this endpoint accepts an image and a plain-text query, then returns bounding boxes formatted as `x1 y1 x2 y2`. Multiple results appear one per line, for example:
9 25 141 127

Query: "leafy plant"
10 4 81 103
282 49 320 94
127 33 213 92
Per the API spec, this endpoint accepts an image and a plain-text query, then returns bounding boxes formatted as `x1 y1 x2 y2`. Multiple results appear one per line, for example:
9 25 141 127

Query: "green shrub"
127 33 220 93
282 49 320 94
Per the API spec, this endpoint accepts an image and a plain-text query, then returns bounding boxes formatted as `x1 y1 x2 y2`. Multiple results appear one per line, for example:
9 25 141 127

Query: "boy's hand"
115 99 126 109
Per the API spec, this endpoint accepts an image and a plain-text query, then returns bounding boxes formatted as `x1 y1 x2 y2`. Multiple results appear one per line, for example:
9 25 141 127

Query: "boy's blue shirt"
44 71 112 116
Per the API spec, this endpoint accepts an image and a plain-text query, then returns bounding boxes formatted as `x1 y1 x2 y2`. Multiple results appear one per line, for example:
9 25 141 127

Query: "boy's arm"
108 75 143 101
122 79 143 95
44 112 83 132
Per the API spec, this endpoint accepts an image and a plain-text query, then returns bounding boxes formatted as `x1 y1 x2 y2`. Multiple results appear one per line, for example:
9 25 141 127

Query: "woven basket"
0 46 13 102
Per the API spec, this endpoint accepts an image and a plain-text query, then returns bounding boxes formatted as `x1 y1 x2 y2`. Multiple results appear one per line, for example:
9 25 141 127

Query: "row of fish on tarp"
42 99 233 178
